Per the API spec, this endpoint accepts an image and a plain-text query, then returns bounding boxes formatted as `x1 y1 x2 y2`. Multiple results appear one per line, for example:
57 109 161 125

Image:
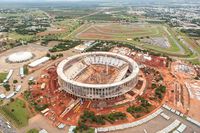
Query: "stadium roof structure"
57 52 140 99
7 51 33 63
57 52 139 88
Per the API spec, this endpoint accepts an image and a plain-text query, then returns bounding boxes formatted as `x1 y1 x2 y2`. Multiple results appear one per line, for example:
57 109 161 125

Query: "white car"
7 125 11 129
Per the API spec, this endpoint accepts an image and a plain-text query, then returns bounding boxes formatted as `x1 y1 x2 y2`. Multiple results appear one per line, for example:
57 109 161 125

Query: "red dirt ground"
28 63 166 127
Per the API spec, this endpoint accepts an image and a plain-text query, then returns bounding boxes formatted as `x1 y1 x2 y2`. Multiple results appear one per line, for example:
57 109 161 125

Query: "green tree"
3 83 10 91
13 80 18 84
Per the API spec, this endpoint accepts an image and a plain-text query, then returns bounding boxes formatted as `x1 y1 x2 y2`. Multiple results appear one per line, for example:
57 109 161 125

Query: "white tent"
8 52 33 63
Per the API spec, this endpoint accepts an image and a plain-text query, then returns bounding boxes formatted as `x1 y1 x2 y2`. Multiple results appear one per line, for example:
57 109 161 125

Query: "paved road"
111 107 200 133
161 107 200 132
0 48 78 132
163 26 185 54
18 114 69 133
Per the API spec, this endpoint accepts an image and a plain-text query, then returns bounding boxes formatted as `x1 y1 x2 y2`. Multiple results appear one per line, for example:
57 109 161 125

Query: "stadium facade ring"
57 52 139 99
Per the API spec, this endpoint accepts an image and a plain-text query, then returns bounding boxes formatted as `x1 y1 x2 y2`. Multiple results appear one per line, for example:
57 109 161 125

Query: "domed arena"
57 52 139 99
7 51 33 63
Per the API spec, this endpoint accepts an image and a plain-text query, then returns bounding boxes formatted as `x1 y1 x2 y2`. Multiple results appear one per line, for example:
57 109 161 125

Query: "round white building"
7 52 33 63
57 52 139 100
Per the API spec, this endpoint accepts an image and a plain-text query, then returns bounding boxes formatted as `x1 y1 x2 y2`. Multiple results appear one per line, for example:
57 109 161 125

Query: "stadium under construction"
57 52 139 100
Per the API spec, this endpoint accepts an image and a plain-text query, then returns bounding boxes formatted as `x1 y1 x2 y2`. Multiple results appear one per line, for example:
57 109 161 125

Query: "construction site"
20 45 200 133
75 65 120 84
24 49 174 128
169 61 200 121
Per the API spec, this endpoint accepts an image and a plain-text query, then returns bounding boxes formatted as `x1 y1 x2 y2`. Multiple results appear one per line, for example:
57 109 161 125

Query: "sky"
0 0 100 1
0 0 198 3
0 0 113 3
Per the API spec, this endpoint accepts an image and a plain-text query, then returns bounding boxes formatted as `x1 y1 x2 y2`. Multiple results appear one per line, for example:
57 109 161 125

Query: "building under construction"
57 52 139 100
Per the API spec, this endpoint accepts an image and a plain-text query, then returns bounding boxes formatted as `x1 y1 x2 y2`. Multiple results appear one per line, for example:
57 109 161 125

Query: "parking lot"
111 107 200 133
0 116 16 133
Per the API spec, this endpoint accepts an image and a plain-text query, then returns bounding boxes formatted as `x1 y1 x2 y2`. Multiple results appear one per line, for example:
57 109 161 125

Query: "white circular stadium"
7 51 33 63
57 52 139 99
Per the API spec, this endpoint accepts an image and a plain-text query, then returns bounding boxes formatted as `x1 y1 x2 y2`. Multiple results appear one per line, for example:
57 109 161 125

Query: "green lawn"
0 10 45 18
27 128 39 133
53 19 81 40
72 23 184 54
0 73 7 83
74 128 95 133
9 32 35 41
0 99 32 128
0 13 23 17
125 25 194 57
71 22 199 63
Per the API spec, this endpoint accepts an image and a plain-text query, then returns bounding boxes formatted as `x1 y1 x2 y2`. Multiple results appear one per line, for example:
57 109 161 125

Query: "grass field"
53 19 81 39
0 10 46 18
27 128 39 133
0 99 33 128
9 32 35 42
46 9 95 19
36 19 81 40
0 73 7 83
71 22 200 63
71 23 185 54
73 23 160 40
